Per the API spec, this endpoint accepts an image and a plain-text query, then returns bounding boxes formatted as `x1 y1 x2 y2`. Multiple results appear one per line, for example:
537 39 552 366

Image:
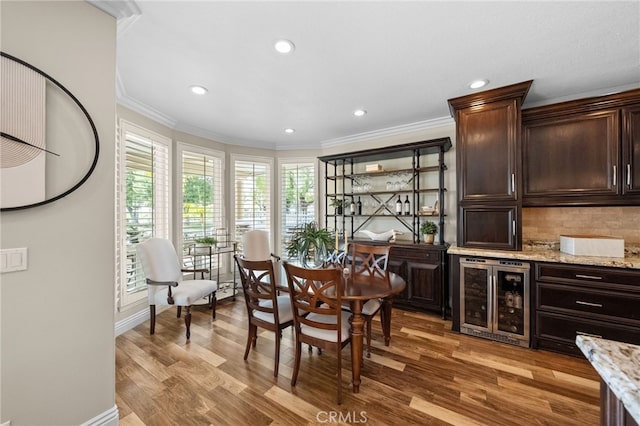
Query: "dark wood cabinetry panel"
523 110 619 198
456 100 518 202
522 88 640 206
448 80 532 251
389 244 447 317
532 262 640 356
458 205 519 250
623 105 640 195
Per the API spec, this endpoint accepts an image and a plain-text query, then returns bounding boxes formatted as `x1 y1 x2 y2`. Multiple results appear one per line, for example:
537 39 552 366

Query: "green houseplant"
194 236 218 253
330 198 345 215
420 221 438 244
286 221 334 267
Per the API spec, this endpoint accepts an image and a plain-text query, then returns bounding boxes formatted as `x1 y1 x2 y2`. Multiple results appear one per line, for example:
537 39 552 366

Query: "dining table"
330 267 407 393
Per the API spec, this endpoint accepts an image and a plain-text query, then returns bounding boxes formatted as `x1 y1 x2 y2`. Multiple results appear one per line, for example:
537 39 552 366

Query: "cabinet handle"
511 173 515 193
576 331 603 339
575 300 603 308
575 274 603 280
512 220 516 237
628 164 632 186
612 165 617 186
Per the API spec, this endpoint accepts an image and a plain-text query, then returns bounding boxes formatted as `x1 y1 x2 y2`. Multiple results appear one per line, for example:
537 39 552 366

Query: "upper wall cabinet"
522 89 640 206
448 80 532 251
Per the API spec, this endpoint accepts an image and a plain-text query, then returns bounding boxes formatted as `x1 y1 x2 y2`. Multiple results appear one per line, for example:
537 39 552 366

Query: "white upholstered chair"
136 238 218 339
242 229 282 283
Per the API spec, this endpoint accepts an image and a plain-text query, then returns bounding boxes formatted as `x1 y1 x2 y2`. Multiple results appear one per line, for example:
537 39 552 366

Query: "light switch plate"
0 248 28 273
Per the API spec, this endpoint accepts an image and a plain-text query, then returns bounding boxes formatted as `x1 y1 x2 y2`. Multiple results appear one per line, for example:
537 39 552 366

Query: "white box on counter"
560 235 625 258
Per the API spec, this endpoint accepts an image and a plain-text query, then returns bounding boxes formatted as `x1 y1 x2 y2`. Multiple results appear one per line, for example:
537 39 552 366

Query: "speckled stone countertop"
447 242 640 269
576 335 640 424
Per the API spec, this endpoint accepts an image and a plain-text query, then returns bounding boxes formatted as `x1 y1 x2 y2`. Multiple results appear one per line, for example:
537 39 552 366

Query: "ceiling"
92 1 640 151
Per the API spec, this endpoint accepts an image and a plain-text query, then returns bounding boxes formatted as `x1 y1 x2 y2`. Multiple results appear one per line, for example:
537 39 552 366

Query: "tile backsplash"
523 206 640 246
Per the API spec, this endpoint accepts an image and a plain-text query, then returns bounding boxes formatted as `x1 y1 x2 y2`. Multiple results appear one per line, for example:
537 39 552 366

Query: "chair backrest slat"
350 243 390 278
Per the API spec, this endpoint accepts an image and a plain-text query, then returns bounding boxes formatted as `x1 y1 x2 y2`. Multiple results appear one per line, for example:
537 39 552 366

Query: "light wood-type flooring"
116 298 600 425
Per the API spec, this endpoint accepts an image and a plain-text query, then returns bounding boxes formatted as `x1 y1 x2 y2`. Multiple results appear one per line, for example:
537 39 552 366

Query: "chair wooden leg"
366 316 373 358
176 306 182 318
244 323 256 360
274 329 281 377
291 340 302 386
382 299 392 346
184 305 192 340
337 343 343 405
149 305 156 335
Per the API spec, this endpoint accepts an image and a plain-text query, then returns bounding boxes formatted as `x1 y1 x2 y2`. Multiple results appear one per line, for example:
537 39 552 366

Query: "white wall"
1 2 117 425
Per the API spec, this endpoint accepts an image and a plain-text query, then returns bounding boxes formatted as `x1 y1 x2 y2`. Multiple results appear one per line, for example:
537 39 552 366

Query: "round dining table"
331 268 406 393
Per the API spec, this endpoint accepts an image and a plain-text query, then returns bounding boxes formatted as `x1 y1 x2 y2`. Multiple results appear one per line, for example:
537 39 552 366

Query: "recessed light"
274 39 295 54
190 85 208 95
284 128 295 134
469 79 489 89
353 109 367 117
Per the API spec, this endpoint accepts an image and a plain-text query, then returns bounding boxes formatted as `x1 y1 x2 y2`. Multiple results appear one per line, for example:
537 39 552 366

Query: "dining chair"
234 255 293 377
283 262 351 404
349 242 392 358
136 238 218 340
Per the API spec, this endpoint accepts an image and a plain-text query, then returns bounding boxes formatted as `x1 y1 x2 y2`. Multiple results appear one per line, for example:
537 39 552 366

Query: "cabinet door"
622 106 640 195
457 99 519 202
406 260 442 312
523 110 620 200
458 205 519 250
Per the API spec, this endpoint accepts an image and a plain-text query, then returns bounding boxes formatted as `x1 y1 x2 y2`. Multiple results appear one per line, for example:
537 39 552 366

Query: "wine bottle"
395 196 402 214
404 195 411 215
356 196 362 215
349 198 356 215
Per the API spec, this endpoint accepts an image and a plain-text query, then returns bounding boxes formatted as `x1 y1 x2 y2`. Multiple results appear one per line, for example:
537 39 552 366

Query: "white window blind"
233 158 272 249
178 144 225 271
116 120 171 309
280 161 316 257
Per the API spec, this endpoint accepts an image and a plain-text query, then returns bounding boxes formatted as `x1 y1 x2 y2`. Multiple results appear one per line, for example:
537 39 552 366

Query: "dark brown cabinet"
532 262 640 356
448 80 532 251
522 88 640 206
388 244 447 317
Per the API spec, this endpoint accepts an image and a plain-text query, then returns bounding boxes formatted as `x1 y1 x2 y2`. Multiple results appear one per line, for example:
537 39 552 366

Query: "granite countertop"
447 242 640 269
576 335 640 424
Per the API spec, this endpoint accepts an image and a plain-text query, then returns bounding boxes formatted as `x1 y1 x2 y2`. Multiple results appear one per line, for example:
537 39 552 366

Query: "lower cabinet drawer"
536 311 640 353
390 247 440 263
537 282 640 322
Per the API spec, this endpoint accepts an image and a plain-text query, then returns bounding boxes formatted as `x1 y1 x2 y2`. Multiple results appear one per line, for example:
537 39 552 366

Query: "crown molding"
117 95 177 129
87 0 140 20
319 116 454 149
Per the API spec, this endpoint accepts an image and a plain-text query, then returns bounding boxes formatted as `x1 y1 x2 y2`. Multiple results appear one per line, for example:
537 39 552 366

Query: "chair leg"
291 340 302 386
211 292 217 319
149 305 156 335
177 306 182 318
184 305 192 340
382 299 392 346
274 329 281 377
244 323 256 360
366 316 373 358
337 344 342 405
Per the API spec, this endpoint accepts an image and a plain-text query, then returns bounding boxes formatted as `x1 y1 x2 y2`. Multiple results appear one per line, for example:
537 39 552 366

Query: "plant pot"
423 234 435 244
300 243 328 269
194 243 213 254
335 206 343 215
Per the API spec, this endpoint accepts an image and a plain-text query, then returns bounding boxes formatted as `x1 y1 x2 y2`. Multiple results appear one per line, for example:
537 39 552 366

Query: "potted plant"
330 198 345 215
420 221 438 244
194 236 218 253
286 221 334 268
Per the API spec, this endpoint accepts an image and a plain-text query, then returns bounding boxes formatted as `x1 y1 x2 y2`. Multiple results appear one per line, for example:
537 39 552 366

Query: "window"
279 159 317 257
232 156 273 249
177 143 225 270
116 120 171 309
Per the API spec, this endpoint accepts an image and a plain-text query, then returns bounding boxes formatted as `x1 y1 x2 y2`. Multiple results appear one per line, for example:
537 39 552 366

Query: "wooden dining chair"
283 262 351 404
234 255 293 377
349 242 392 357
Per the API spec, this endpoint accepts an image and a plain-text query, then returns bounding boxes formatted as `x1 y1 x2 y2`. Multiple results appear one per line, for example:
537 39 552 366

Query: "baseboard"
81 404 119 426
115 306 170 336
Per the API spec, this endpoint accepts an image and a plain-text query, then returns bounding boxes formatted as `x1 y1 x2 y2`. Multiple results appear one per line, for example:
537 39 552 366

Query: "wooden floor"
116 298 600 426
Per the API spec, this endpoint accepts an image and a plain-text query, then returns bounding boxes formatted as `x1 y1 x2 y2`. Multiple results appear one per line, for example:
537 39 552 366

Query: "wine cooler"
459 257 530 347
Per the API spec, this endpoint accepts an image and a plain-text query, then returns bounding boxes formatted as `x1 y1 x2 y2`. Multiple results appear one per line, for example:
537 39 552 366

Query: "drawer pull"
575 274 603 280
575 300 603 308
576 331 602 339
